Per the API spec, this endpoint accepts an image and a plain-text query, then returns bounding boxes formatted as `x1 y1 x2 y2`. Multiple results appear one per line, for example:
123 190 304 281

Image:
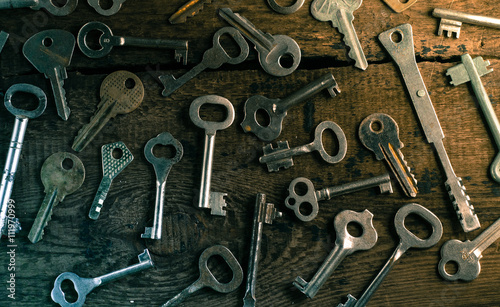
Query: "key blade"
437 19 462 38
473 218 500 255
337 294 358 307
335 9 367 70
28 187 59 243
445 176 479 232
447 55 493 86
23 29 75 73
209 191 227 216
169 0 213 24
260 141 294 172
382 143 418 197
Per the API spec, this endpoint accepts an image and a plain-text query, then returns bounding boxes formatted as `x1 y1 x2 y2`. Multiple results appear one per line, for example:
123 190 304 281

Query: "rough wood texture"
1 0 499 306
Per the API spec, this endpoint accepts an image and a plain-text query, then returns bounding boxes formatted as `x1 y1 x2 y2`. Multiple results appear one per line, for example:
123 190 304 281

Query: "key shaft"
471 218 500 255
433 8 500 30
89 177 113 219
316 173 393 202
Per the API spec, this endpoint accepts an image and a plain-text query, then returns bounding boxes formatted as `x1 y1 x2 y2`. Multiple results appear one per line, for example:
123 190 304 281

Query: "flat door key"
28 152 85 243
241 73 340 142
433 8 500 38
141 132 183 240
88 141 134 220
259 121 347 172
88 0 125 16
0 0 77 16
51 249 154 307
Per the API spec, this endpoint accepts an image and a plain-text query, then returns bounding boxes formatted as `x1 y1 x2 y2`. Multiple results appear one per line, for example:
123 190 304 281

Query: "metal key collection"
0 1 499 306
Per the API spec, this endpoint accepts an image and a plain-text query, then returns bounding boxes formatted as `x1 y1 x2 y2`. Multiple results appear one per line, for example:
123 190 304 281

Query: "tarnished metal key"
72 71 144 152
88 0 125 16
218 7 301 76
51 249 154 307
293 209 377 298
259 121 347 172
285 174 392 222
88 141 133 220
169 0 213 24
241 73 340 142
28 152 85 243
433 8 500 38
141 132 183 240
359 113 418 198
0 0 77 16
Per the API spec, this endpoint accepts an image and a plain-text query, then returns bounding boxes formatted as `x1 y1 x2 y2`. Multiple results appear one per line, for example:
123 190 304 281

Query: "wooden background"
1 0 500 306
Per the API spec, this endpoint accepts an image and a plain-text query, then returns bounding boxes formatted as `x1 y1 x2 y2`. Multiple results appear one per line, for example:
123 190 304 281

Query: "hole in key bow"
390 31 403 43
444 260 459 275
321 128 341 157
60 279 78 303
399 0 409 3
299 202 313 216
62 158 74 170
10 91 41 111
85 29 105 51
347 222 364 237
219 33 242 58
279 53 294 69
274 0 297 6
125 78 136 89
404 213 432 240
112 148 123 159
369 120 383 133
153 144 176 159
42 37 53 47
98 0 114 9
255 108 271 127
51 0 69 8
293 181 309 196
199 103 228 122
207 255 233 284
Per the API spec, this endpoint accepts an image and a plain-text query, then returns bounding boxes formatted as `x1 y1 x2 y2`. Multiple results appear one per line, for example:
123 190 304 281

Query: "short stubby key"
88 141 134 220
159 27 249 97
28 152 85 243
77 21 188 64
259 121 347 172
169 0 213 24
0 0 77 16
338 203 443 307
311 0 367 70
190 95 234 216
241 73 340 142
141 132 183 240
160 245 243 307
88 0 125 16
218 7 301 77
293 209 377 298
72 70 144 152
285 174 393 222
359 113 418 198
23 29 75 121
433 8 500 38
51 249 154 307
0 84 46 237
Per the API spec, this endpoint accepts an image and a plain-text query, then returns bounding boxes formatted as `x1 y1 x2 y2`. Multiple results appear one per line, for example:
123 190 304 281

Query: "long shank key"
0 0 77 16
433 8 500 38
87 0 125 16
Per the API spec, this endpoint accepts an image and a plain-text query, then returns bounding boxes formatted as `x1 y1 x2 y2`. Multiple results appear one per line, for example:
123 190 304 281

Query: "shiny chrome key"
169 0 213 24
433 8 500 38
0 0 77 16
87 0 125 16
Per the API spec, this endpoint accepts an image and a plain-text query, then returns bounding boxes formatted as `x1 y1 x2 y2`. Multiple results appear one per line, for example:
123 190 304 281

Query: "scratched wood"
0 0 499 306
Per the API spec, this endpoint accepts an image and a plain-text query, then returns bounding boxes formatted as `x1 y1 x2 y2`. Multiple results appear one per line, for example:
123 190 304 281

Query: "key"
189 95 234 216
433 8 500 38
285 174 393 222
141 132 183 240
28 152 85 243
293 209 377 298
0 30 8 54
51 249 154 307
160 245 243 307
218 7 301 77
243 193 281 307
159 27 249 97
88 0 125 16
259 121 347 172
0 0 77 16
310 0 367 70
23 29 75 121
337 203 442 307
169 0 213 24
439 217 500 281
381 0 417 13
88 141 134 220
241 73 340 142
0 84 46 237
359 113 418 198
379 24 480 232
267 0 304 15
72 70 144 152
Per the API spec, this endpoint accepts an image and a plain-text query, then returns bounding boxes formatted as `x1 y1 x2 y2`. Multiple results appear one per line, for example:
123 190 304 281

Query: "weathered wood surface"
0 0 499 306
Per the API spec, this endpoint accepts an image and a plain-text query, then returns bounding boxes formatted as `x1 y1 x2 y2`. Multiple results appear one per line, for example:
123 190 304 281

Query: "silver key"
0 0 77 16
241 73 340 142
159 27 249 97
293 209 377 298
311 0 367 70
218 7 301 77
28 152 85 243
285 174 393 222
433 8 500 38
0 84 46 237
23 29 75 121
141 132 183 240
51 249 154 307
379 24 479 232
160 245 243 307
88 141 133 220
189 95 234 216
87 0 125 16
243 194 281 307
259 121 347 172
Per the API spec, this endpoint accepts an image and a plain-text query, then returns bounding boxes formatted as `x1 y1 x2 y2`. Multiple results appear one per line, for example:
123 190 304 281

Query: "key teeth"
399 150 419 187
445 178 479 231
28 212 53 243
209 192 228 216
438 20 461 38
158 74 178 97
262 141 290 155
328 85 341 97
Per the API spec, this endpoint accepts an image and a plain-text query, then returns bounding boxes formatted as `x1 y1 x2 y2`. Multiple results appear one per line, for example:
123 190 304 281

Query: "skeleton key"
439 217 500 281
141 132 183 240
160 245 243 307
285 174 392 222
169 0 213 24
294 209 377 298
433 8 500 38
310 0 367 70
51 249 154 307
28 152 85 243
77 21 188 64
88 141 133 220
23 29 75 121
241 73 340 142
190 95 234 216
218 7 301 77
87 0 125 16
260 121 347 172
159 27 249 97
72 71 144 152
338 203 443 307
0 0 77 16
